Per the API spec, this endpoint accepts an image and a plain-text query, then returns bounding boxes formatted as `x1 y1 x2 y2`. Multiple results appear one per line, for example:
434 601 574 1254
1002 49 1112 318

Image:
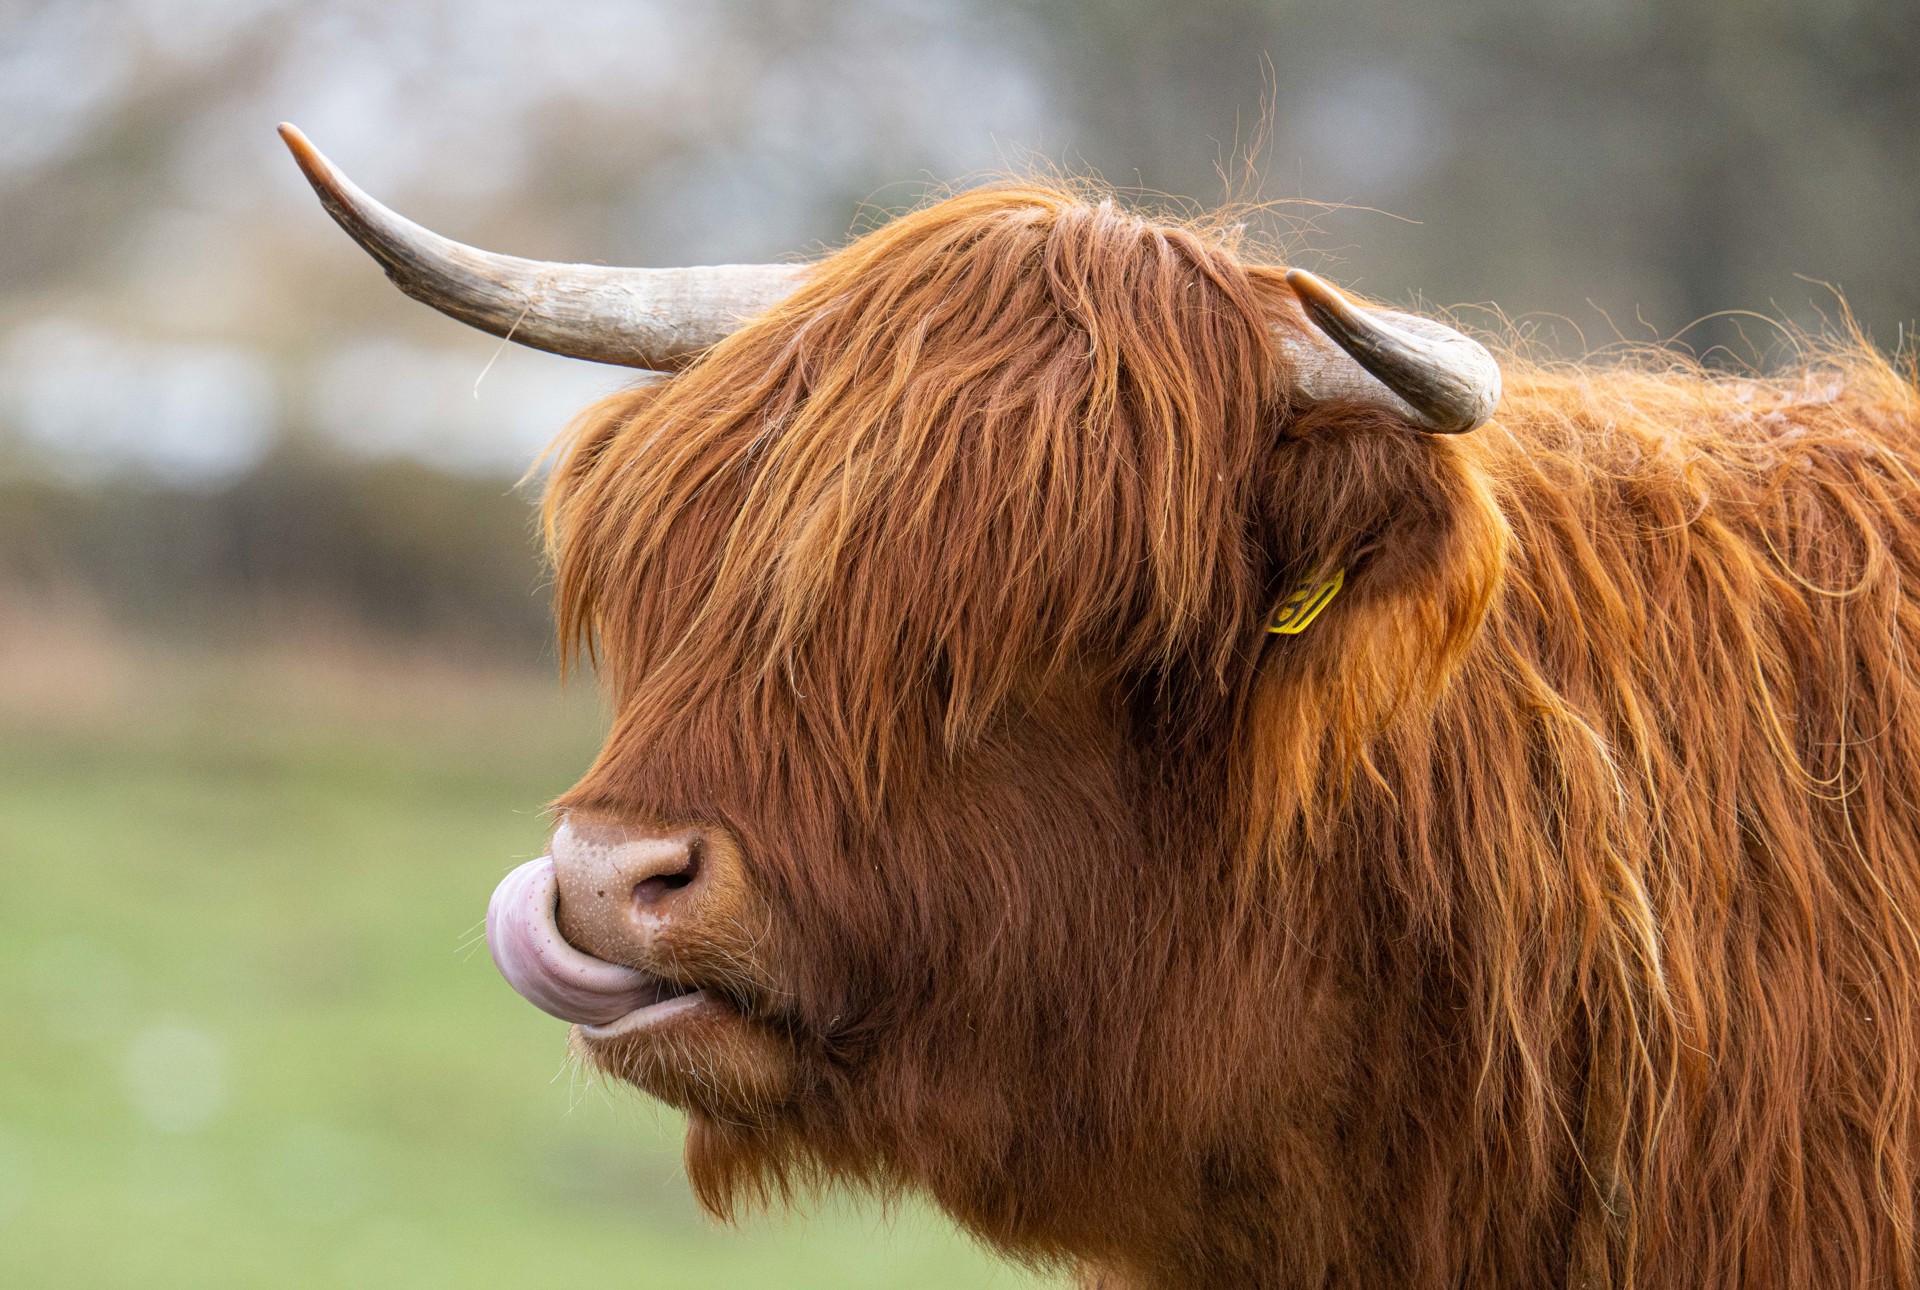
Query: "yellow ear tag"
1267 567 1345 635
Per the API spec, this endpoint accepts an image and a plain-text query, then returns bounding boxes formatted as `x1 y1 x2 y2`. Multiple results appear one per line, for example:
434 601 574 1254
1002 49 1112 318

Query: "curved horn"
1280 268 1501 434
278 124 804 369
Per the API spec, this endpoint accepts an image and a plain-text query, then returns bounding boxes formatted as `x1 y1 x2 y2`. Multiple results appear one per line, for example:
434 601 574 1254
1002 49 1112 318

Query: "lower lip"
578 989 713 1040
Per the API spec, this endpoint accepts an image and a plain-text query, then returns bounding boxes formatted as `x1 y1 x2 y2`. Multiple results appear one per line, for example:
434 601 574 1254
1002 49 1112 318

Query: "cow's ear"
1258 402 1505 623
1246 401 1508 800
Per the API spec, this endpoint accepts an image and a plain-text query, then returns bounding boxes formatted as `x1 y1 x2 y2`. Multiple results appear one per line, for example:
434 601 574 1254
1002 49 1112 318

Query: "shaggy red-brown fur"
542 184 1920 1288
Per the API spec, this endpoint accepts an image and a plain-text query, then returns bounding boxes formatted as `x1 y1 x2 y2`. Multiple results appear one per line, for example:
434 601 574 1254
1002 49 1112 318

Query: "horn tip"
1284 267 1340 309
276 122 336 195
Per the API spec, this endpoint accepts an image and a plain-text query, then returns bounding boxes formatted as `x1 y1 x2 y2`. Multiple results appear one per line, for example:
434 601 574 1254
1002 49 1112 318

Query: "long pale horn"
278 124 804 369
281 125 1498 425
1281 269 1501 434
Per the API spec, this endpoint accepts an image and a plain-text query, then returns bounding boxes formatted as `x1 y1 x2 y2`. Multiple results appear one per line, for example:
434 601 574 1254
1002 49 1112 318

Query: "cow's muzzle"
486 816 796 1112
484 817 729 1032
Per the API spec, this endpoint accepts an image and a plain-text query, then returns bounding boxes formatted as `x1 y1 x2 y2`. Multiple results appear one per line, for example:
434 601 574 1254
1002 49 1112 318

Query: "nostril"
632 838 702 907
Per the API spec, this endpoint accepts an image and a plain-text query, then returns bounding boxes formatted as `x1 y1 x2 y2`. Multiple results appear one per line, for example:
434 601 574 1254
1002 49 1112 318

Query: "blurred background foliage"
3 0 1917 647
0 0 1914 1285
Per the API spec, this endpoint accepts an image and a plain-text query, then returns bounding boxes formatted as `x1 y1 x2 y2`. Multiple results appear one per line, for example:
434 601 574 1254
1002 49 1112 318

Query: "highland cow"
286 123 1920 1289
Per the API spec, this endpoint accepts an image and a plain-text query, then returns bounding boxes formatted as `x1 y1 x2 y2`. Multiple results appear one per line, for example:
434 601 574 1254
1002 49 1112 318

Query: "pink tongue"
485 857 663 1025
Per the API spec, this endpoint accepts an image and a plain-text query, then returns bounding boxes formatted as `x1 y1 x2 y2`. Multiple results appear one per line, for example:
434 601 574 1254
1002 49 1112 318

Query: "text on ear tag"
1267 568 1345 635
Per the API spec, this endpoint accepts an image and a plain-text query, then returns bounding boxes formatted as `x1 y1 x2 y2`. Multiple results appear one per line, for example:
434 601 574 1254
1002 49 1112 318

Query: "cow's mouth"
485 857 795 1110
485 856 708 1028
578 986 711 1036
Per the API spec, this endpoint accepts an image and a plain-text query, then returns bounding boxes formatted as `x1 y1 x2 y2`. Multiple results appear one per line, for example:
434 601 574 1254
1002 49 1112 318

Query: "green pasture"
0 649 1045 1288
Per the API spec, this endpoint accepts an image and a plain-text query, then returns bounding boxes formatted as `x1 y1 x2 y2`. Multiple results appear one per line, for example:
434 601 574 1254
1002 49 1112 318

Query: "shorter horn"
278 124 804 369
1282 269 1501 434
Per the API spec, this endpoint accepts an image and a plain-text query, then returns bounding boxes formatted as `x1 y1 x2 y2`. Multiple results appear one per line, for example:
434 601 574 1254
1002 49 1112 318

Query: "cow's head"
286 126 1507 1263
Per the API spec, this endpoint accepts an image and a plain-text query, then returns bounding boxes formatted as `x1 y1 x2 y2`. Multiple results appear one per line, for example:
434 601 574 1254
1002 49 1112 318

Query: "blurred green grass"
0 627 1048 1288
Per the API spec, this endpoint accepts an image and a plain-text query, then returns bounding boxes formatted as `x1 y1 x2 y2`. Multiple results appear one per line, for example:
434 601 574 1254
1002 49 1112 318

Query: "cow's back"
1463 356 1920 1287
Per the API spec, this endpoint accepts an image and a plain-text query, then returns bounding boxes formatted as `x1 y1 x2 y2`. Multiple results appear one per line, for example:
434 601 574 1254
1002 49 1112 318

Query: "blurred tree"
0 453 553 660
